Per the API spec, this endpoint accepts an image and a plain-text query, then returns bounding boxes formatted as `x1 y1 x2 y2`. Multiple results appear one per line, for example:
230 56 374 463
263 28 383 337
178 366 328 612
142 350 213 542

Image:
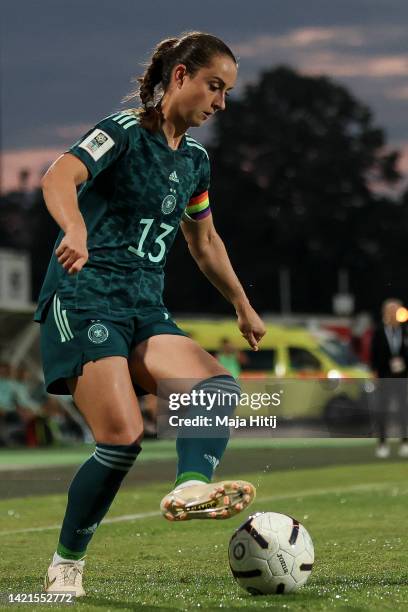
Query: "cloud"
235 26 408 79
235 27 366 57
54 124 91 139
234 25 408 58
2 123 93 192
385 86 408 101
302 52 408 78
398 145 408 175
1 148 63 193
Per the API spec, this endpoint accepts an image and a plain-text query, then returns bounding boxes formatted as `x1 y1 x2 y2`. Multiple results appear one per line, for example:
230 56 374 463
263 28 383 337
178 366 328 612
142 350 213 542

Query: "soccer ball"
228 512 314 595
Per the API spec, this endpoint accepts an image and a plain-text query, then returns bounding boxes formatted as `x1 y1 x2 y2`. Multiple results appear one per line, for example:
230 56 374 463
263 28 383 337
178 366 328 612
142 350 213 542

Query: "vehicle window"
319 339 359 366
241 350 276 371
288 347 321 371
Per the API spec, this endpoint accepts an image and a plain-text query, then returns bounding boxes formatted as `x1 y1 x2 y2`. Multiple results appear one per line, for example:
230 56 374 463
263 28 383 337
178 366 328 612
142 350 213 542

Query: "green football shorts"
38 293 188 395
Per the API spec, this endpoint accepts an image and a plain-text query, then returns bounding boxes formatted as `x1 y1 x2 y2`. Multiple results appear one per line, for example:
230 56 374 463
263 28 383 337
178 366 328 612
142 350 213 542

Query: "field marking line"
258 481 395 503
0 481 399 537
0 511 160 536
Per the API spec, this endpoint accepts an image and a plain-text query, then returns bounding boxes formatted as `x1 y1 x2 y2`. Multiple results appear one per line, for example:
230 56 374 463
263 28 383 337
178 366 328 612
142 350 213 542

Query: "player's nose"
213 93 226 112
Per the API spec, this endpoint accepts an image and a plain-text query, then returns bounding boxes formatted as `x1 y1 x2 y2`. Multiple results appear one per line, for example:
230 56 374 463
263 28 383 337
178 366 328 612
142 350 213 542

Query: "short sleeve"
68 114 134 179
184 154 211 221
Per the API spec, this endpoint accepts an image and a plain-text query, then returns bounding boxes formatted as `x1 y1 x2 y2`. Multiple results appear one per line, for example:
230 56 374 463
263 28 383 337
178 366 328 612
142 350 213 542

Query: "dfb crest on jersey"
161 194 177 215
88 323 109 344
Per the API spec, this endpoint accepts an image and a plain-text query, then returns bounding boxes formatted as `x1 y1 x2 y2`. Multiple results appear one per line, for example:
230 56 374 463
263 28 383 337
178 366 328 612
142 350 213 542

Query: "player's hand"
236 305 266 351
55 224 88 275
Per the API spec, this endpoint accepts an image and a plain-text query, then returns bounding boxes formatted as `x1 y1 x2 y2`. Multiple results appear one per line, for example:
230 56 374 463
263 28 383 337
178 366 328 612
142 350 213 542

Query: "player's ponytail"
123 32 237 133
137 38 179 132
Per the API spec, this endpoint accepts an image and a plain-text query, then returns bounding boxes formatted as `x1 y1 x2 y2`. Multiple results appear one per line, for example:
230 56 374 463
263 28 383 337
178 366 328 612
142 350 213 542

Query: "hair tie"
145 100 155 109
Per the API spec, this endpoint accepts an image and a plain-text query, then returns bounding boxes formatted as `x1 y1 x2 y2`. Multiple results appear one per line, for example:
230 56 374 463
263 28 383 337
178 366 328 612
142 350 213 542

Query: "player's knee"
96 423 144 446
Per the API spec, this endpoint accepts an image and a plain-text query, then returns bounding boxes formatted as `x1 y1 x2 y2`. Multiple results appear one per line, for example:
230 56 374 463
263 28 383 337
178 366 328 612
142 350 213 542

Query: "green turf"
1 458 407 611
0 437 375 470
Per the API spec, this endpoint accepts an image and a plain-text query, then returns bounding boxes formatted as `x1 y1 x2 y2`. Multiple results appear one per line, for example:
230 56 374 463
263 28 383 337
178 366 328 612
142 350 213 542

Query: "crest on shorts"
161 194 177 215
88 323 109 344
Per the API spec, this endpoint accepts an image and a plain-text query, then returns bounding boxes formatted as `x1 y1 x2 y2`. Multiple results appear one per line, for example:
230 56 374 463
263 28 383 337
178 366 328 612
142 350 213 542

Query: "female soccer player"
35 32 266 596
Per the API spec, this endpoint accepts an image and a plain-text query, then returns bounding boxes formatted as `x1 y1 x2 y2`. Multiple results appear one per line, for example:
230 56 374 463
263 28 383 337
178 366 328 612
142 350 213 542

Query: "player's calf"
175 375 241 482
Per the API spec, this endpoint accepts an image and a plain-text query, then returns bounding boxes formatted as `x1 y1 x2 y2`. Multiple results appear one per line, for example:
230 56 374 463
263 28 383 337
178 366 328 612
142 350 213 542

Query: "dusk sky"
2 0 408 192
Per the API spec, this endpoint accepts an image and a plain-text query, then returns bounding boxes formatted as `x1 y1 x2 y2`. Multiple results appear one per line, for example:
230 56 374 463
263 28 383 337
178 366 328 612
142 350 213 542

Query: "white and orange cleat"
44 559 86 598
160 480 256 521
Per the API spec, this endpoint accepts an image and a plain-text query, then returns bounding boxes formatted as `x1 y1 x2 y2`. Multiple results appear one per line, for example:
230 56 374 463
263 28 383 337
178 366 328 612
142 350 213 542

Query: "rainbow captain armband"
184 191 211 221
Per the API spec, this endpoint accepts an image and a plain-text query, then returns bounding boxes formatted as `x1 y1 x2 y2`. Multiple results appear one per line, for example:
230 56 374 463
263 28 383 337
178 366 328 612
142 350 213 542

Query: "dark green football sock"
175 375 240 486
57 442 141 558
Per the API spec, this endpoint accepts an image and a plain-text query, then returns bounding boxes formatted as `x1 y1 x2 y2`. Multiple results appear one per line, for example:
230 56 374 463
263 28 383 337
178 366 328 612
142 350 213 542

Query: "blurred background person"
370 299 408 458
0 362 17 446
216 337 248 380
0 362 84 447
0 363 41 446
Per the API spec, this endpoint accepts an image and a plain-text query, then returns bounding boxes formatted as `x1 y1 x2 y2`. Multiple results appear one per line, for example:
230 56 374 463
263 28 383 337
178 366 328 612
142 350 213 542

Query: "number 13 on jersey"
128 218 175 263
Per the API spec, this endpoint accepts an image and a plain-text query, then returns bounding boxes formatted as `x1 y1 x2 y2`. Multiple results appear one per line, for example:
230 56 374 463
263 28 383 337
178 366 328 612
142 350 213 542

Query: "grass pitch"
0 442 407 611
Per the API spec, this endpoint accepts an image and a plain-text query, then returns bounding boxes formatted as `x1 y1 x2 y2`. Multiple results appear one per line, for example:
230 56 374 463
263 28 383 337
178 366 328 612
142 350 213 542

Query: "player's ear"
174 64 188 88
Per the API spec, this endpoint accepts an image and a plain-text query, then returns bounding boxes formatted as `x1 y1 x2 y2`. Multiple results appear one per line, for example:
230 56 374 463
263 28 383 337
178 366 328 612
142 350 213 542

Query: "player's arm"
181 214 266 350
41 115 130 275
41 153 89 275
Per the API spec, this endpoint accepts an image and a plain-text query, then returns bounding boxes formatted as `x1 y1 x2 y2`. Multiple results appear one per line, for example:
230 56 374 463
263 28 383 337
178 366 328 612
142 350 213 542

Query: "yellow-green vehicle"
176 318 374 427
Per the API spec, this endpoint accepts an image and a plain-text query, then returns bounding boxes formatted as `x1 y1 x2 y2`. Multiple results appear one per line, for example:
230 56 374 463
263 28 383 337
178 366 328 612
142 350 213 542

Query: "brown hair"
123 31 237 132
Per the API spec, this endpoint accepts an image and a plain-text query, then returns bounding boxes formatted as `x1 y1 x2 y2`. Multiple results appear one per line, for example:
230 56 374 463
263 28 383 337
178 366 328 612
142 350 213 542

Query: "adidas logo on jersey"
169 170 179 183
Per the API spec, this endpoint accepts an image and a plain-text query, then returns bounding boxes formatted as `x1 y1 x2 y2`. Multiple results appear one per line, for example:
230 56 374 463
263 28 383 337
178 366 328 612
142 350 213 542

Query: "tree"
166 66 403 314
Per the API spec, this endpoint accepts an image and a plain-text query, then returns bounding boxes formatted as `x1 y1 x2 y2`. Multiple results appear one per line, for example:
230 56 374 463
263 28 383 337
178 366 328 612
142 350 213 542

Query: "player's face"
175 55 237 127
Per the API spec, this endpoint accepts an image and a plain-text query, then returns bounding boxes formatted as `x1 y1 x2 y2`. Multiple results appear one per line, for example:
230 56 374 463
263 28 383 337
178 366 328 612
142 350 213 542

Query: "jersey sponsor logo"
88 323 109 344
169 170 179 183
78 128 115 162
161 194 177 215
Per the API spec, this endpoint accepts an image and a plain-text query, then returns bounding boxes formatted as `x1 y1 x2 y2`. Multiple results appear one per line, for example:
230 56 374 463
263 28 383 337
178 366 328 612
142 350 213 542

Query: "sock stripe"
94 450 136 467
196 385 240 394
190 376 241 410
197 380 240 389
95 446 140 459
93 453 132 472
94 456 135 469
193 387 240 398
217 380 241 390
195 379 241 391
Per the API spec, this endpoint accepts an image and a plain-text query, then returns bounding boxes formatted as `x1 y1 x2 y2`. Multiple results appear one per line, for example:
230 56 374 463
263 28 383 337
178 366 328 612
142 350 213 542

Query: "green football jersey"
34 112 211 321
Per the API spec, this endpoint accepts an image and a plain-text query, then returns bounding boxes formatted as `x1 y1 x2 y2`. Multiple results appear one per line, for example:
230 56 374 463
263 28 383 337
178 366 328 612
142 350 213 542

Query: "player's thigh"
67 356 143 444
129 335 230 395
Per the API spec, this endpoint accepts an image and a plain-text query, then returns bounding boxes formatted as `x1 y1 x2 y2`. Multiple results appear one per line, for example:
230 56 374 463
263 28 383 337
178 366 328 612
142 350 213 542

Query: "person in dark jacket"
371 298 408 458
